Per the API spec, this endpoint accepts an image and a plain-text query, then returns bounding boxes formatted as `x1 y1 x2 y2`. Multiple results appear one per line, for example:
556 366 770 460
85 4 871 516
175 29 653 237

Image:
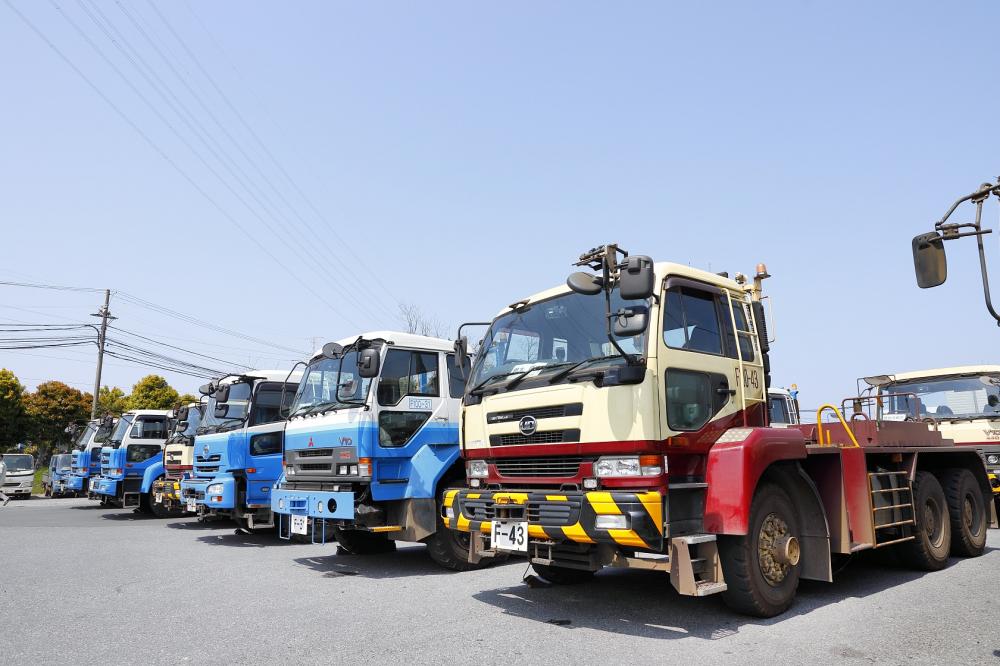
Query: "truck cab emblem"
518 416 537 436
339 437 353 446
202 444 210 455
308 437 315 447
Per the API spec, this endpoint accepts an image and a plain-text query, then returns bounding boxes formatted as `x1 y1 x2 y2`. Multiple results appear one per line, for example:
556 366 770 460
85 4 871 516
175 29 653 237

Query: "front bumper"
270 488 355 520
444 489 665 551
988 472 999 495
90 477 119 496
3 482 32 496
179 478 211 510
65 475 85 492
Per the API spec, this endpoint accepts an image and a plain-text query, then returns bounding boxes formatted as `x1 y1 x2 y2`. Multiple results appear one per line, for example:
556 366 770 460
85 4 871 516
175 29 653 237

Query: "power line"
108 325 252 370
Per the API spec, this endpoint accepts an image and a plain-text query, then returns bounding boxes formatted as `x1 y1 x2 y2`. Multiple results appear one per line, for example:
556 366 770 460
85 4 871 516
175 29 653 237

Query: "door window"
377 350 440 406
249 432 282 456
130 417 168 440
250 383 294 426
379 412 431 447
663 288 723 355
125 444 161 463
665 370 716 431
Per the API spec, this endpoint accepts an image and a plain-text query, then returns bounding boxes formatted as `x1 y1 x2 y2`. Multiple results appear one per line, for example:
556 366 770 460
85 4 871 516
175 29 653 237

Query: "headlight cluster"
206 483 224 495
593 455 665 478
467 460 489 478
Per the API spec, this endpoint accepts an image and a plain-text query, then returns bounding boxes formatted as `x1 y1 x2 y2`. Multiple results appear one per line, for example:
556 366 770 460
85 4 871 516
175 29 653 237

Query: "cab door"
371 347 452 501
241 382 292 508
656 277 764 449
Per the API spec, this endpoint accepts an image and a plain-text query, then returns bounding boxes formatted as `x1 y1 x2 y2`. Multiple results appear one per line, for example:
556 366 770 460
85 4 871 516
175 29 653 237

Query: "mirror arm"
600 258 638 365
972 199 1000 326
280 360 307 419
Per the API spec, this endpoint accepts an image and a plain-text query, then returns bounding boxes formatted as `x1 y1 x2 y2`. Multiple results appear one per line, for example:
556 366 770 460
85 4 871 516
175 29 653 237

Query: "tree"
23 381 91 459
0 369 26 449
97 386 129 417
176 393 198 408
398 303 450 338
126 375 179 410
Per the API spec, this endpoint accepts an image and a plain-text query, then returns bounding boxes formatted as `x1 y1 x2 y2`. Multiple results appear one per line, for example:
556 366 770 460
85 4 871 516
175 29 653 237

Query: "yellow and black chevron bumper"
152 478 182 499
443 489 664 551
989 472 999 494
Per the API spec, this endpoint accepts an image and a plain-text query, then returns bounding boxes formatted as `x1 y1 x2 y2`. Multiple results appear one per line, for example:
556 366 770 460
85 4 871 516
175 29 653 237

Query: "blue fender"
142 461 164 494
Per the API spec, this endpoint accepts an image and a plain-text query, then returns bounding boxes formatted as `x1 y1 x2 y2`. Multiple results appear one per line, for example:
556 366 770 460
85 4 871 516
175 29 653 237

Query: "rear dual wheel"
940 468 987 558
898 471 951 570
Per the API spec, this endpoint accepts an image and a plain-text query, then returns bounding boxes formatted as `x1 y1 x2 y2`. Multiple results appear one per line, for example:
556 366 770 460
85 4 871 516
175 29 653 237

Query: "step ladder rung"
869 471 908 477
871 487 912 494
874 518 916 529
873 503 913 511
874 535 916 547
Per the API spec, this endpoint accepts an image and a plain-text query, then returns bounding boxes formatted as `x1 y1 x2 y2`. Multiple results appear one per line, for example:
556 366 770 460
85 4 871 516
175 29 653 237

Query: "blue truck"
90 410 172 514
179 370 301 531
42 453 74 498
271 331 488 570
67 418 114 497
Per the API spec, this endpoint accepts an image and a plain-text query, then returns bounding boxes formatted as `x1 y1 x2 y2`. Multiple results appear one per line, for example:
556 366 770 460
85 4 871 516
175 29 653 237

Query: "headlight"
593 455 664 478
987 454 1000 465
278 498 285 510
467 460 489 478
206 483 223 495
286 466 295 475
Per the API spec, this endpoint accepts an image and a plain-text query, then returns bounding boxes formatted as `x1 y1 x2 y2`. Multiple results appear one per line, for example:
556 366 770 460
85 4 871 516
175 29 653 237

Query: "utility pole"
90 289 112 419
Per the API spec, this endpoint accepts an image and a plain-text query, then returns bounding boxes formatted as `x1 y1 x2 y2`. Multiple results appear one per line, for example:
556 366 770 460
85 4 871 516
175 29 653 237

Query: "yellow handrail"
815 404 861 448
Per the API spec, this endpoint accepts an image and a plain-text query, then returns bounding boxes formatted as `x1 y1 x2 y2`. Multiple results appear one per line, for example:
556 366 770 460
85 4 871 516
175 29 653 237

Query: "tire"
719 482 801 617
424 502 487 571
149 493 181 519
332 527 397 555
530 563 594 585
898 471 951 570
939 468 987 557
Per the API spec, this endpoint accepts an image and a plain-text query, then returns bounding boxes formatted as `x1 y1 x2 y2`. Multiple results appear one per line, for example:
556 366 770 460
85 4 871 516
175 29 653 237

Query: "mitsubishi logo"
518 415 537 436
308 437 315 448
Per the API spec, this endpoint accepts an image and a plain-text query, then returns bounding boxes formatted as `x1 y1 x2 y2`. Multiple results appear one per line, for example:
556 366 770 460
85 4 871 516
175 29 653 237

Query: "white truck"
767 387 800 427
2 453 36 499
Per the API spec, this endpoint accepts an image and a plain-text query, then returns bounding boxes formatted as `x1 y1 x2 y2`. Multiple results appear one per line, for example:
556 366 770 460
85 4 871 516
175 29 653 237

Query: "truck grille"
298 448 332 458
495 456 583 477
284 446 356 481
196 454 221 463
490 429 580 446
460 496 580 526
487 403 583 424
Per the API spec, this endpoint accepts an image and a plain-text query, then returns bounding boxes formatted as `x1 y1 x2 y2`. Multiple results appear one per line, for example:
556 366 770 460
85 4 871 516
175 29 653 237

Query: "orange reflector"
212 497 222 502
247 468 256 474
359 457 372 464
639 454 660 467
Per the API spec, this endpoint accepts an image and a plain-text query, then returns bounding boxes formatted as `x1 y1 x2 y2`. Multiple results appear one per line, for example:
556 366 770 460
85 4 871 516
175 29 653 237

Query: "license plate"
186 498 197 513
154 493 162 503
491 520 528 552
290 514 308 535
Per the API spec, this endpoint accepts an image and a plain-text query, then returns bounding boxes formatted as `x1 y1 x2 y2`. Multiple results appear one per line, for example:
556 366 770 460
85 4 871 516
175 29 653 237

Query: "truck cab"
767 387 800 428
180 371 300 531
42 453 74 497
270 331 486 570
66 418 114 496
89 410 172 511
866 366 1000 510
151 403 204 515
2 453 35 499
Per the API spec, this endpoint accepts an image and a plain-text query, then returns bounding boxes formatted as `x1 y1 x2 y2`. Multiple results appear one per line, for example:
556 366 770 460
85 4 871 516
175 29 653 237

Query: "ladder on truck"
725 292 768 424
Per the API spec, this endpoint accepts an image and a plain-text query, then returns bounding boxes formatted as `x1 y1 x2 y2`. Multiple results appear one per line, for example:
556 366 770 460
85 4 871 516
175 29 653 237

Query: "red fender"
703 428 808 534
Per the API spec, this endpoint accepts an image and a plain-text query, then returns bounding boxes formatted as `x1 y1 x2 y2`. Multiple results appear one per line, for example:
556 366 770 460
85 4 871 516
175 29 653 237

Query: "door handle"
717 387 736 396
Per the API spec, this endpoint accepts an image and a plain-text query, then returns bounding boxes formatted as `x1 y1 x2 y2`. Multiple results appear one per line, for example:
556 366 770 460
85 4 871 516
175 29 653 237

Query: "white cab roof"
868 365 1000 386
309 330 455 361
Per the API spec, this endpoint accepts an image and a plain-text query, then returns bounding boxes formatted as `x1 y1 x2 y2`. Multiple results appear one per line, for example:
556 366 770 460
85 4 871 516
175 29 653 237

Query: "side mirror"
454 336 468 361
322 342 344 359
214 403 230 419
175 406 189 422
567 272 604 295
176 421 189 432
214 384 231 403
619 255 654 299
198 381 216 396
611 304 649 337
912 232 947 288
358 348 380 378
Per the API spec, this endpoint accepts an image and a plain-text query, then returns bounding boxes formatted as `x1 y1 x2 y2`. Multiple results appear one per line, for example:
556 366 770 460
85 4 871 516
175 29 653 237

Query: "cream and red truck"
442 244 991 616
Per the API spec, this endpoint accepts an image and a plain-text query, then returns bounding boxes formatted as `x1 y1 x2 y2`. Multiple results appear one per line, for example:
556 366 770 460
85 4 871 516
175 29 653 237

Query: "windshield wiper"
469 370 535 396
546 355 620 384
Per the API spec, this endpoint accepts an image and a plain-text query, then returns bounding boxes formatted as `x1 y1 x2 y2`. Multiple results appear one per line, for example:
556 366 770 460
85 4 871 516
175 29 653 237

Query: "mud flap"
123 492 141 508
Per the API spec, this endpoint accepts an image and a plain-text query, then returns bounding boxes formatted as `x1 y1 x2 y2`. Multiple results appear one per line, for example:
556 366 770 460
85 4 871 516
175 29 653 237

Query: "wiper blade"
468 371 527 396
546 355 619 384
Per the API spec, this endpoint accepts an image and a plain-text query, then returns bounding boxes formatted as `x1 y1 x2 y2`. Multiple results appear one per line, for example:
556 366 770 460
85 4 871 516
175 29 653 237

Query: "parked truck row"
36 182 1000 617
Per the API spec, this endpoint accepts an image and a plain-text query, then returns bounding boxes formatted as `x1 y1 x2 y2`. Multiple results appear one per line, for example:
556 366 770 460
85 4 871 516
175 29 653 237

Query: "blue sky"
1 1 999 410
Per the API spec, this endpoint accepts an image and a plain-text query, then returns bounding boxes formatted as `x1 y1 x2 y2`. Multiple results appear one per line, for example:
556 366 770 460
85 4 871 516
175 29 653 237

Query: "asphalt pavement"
1 497 998 665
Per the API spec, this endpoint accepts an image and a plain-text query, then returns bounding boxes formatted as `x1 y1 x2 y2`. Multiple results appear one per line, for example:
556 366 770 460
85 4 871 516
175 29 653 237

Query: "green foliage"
176 393 198 408
23 381 90 458
126 375 179 410
98 386 129 417
0 368 27 448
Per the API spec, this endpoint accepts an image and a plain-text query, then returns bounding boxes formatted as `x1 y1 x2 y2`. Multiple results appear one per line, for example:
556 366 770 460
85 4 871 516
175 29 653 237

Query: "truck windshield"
168 406 201 442
769 396 791 424
3 454 34 472
52 454 72 471
94 421 113 443
109 414 135 445
291 351 373 417
198 382 252 433
74 422 97 448
469 288 647 392
881 374 1000 420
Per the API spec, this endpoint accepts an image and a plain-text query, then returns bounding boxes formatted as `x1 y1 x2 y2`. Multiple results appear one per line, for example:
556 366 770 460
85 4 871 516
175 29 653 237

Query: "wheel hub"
758 513 798 586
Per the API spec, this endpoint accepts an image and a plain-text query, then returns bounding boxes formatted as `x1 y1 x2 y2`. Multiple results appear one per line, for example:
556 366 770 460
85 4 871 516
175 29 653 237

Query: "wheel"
424 501 488 571
530 563 594 584
332 527 397 554
719 482 802 617
940 468 987 557
148 493 181 519
44 485 52 498
898 471 951 570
